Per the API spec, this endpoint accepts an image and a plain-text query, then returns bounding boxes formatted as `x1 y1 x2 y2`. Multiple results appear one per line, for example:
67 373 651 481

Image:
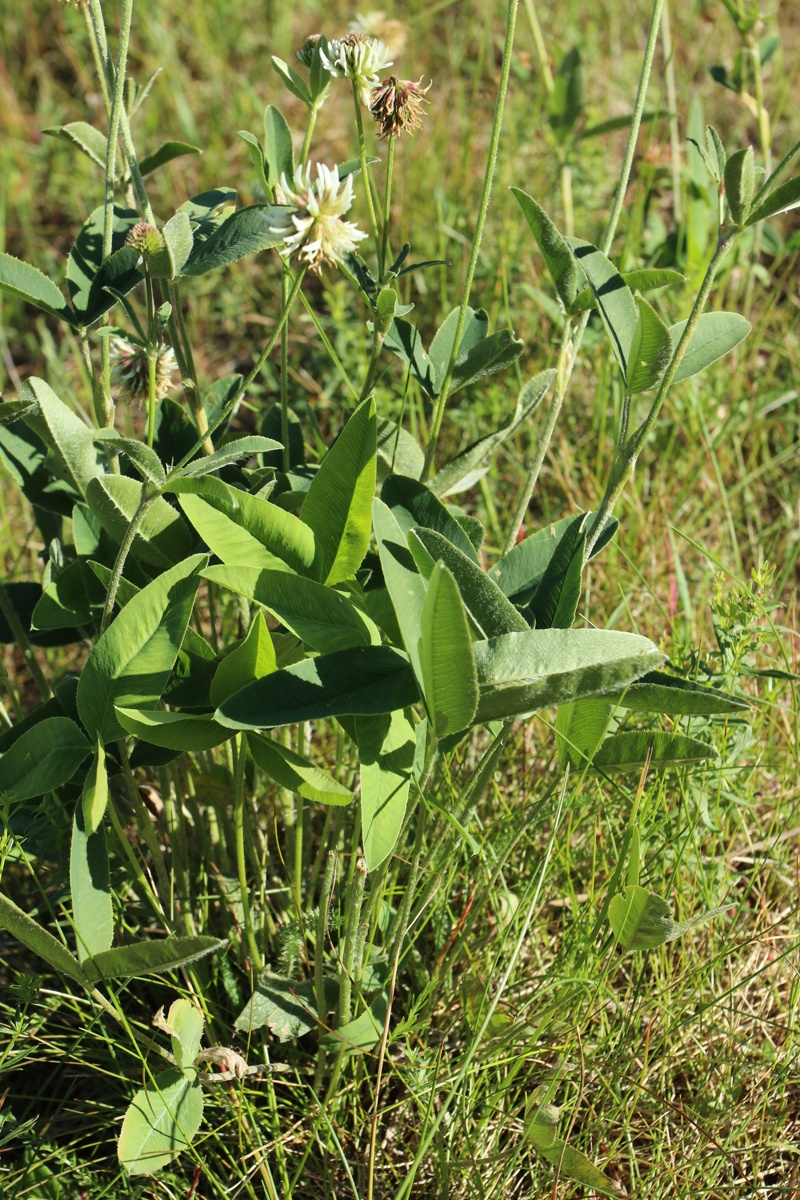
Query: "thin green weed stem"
234 733 263 974
352 86 383 273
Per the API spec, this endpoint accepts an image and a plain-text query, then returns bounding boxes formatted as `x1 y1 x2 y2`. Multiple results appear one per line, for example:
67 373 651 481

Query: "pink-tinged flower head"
321 33 393 106
267 163 368 271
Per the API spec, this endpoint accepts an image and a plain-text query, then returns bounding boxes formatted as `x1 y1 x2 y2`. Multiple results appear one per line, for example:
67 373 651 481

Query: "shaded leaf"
627 297 673 395
0 893 87 985
234 971 322 1039
0 716 91 803
608 670 748 714
115 707 232 751
139 140 202 177
248 732 353 804
70 801 113 962
179 205 288 277
357 710 415 870
609 883 725 951
86 475 192 569
668 312 751 384
571 239 638 383
590 730 718 772
418 562 478 738
511 189 578 311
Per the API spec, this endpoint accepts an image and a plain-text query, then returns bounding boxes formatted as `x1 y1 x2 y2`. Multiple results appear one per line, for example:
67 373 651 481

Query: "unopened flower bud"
297 34 322 67
125 222 164 258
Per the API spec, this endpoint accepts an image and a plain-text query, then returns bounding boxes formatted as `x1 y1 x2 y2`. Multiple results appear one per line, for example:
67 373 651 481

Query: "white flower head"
109 338 177 404
321 33 393 106
268 162 367 272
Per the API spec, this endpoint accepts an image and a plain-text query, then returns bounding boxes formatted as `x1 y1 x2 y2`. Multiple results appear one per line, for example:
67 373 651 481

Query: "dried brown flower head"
370 76 431 139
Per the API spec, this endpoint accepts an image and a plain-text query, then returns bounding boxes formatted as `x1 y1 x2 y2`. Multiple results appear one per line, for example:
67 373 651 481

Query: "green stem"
380 134 396 273
336 856 367 1029
234 734 263 973
171 265 307 473
358 323 382 402
315 851 336 1027
584 233 736 559
421 0 519 481
504 0 665 548
100 494 154 631
560 160 574 238
280 268 291 473
102 0 134 261
521 0 554 93
660 0 683 225
300 100 320 166
352 86 383 273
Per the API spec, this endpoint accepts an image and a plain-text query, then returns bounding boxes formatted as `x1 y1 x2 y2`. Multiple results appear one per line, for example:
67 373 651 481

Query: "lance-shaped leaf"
179 205 288 277
607 670 748 714
474 629 664 724
568 267 685 315
524 516 585 629
0 893 87 985
570 238 638 381
0 716 91 803
154 211 194 279
609 883 726 952
382 474 478 561
67 204 143 325
626 297 673 395
301 396 376 585
77 554 206 743
174 478 313 573
667 312 751 384
376 416 425 482
139 140 202 177
217 645 419 729
31 559 99 632
724 146 755 225
93 430 166 487
20 377 106 497
383 318 437 395
173 434 281 479
203 564 375 653
70 801 113 962
117 1069 204 1176
418 562 478 738
357 710 416 870
549 47 583 143
555 698 616 769
747 172 800 225
248 732 353 804
0 252 71 321
431 369 556 497
408 527 528 638
115 707 232 752
511 190 578 311
43 121 108 168
82 742 109 833
210 611 277 707
264 104 294 186
373 497 427 685
489 512 617 604
83 934 226 983
589 730 718 772
86 475 192 568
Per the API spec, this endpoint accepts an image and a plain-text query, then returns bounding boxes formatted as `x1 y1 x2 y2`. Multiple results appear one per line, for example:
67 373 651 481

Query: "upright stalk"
234 734 263 974
100 493 154 631
504 0 666 549
352 87 383 273
421 0 520 481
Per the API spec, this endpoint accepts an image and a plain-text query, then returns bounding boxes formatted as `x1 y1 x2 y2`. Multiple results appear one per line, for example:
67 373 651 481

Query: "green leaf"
217 645 419 729
67 204 143 325
608 670 748 714
474 629 664 724
156 211 194 279
77 554 205 743
555 698 615 769
179 205 287 277
235 971 322 1039
418 562 478 738
239 130 269 193
178 187 237 224
248 732 353 804
627 297 673 394
569 268 686 315
538 1139 624 1197
724 146 756 225
668 312 751 384
32 559 97 631
0 716 91 803
115 707 232 751
432 370 555 497
525 516 585 629
408 527 528 638
203 564 375 654
93 430 166 486
210 612 276 707
376 416 425 482
426 306 523 395
271 56 312 106
571 239 638 384
511 190 578 311
382 474 478 561
609 883 725 951
118 1069 203 1176
321 993 388 1054
373 497 427 685
590 730 718 772
0 252 70 320
301 397 376 585
174 435 281 478
357 710 415 870
157 997 205 1072
70 801 113 962
139 140 202 177
176 486 313 574
0 892 87 985
82 743 109 833
549 47 584 142
264 104 294 187
83 934 225 983
489 513 617 604
20 377 106 497
383 318 437 395
746 172 800 225
43 120 108 169
86 475 192 569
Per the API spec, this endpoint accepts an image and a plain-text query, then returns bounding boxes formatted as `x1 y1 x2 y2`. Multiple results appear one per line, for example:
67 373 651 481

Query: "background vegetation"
1 0 798 1197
